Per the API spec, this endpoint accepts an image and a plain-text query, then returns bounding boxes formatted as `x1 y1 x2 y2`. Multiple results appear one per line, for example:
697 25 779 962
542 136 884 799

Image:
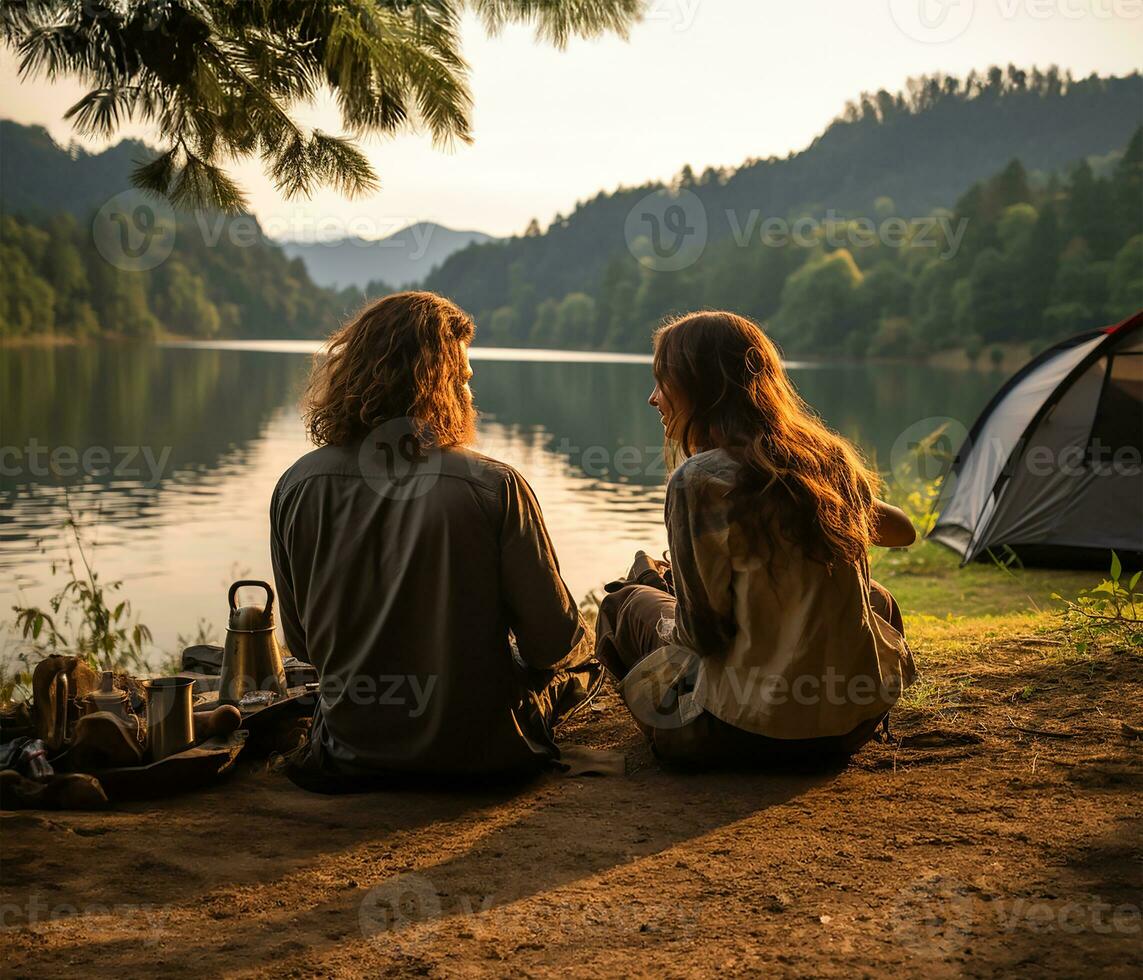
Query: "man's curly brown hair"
303 291 477 448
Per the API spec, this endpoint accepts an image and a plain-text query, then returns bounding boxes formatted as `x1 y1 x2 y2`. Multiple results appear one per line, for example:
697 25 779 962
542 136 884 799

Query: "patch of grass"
893 599 1140 728
896 674 963 713
874 542 1101 619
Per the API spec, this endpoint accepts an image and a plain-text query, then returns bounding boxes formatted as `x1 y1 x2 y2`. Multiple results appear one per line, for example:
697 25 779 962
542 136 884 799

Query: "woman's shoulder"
668 448 739 494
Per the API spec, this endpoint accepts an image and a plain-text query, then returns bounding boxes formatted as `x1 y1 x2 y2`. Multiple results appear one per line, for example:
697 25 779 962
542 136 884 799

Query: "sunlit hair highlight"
652 311 879 569
303 291 476 449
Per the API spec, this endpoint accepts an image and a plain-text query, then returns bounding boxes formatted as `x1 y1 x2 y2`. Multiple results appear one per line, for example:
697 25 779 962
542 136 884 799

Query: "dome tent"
929 312 1142 568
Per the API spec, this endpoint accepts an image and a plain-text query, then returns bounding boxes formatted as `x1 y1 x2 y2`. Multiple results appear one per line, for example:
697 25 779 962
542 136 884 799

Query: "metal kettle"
218 580 288 705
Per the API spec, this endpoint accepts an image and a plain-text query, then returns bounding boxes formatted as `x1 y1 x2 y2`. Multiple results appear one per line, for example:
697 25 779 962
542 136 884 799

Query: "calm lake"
0 342 1007 662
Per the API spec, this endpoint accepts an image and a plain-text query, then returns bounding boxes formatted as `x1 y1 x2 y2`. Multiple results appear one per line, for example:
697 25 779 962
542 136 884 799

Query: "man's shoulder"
273 443 357 497
272 443 523 498
437 447 523 493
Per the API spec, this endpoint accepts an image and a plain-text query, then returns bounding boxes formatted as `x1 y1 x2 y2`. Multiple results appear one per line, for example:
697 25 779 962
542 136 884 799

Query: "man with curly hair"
270 291 600 787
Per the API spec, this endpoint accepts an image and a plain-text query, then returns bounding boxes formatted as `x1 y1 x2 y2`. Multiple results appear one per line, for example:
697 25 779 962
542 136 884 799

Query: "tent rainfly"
929 311 1143 568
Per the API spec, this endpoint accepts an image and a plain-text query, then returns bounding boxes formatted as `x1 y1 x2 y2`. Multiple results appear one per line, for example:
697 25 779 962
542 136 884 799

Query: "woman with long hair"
595 311 917 766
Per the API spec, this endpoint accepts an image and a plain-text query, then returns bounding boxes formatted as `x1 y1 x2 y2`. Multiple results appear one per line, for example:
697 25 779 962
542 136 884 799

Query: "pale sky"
2 0 1141 238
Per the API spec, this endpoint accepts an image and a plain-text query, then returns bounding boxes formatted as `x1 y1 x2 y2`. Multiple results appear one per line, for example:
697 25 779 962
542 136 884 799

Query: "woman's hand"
872 500 917 548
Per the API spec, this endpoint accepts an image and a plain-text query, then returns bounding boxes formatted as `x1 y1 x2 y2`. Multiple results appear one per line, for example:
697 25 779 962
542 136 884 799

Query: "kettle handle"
52 671 69 751
228 579 274 612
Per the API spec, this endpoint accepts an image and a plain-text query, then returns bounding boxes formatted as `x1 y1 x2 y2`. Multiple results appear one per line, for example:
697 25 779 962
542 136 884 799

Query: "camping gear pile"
930 312 1142 567
0 581 317 809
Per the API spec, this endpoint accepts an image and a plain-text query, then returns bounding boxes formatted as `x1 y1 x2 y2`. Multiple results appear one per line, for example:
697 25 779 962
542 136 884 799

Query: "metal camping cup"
144 676 195 761
217 580 288 706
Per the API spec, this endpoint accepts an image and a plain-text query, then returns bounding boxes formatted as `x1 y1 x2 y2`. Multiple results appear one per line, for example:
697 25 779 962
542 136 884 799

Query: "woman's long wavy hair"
303 291 476 448
653 311 879 569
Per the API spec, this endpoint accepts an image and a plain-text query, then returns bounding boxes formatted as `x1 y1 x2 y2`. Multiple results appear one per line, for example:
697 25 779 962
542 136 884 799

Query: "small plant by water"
9 509 154 693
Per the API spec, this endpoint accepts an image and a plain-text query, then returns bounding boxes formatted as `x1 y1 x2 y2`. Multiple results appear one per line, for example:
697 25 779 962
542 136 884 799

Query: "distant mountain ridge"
0 123 495 290
280 223 498 289
2 67 1140 350
424 68 1143 322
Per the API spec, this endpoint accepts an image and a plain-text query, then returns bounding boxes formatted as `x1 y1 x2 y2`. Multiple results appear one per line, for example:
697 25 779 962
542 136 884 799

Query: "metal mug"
144 676 195 761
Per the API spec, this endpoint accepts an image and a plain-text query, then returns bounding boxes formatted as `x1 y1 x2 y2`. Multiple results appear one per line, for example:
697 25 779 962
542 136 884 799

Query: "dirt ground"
2 621 1141 979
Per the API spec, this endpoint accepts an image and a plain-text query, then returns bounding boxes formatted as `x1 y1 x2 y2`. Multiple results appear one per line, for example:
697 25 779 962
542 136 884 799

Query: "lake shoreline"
1 333 1030 372
0 327 197 349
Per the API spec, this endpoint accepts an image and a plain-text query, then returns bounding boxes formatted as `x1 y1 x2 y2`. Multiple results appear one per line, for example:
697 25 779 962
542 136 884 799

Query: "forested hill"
0 121 366 341
425 68 1142 334
2 67 1140 348
429 125 1141 357
0 121 155 220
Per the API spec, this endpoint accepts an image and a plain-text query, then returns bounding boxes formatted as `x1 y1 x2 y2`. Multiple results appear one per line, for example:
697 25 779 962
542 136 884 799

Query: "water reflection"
0 343 1005 657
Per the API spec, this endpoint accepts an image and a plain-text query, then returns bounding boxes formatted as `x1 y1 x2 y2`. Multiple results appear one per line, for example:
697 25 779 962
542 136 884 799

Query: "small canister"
86 670 131 721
